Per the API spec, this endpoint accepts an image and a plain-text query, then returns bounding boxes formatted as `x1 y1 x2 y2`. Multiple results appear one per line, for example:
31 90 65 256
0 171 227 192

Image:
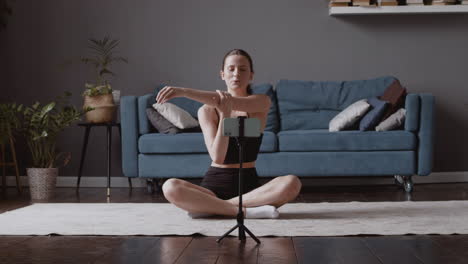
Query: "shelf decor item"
329 4 468 15
81 37 128 123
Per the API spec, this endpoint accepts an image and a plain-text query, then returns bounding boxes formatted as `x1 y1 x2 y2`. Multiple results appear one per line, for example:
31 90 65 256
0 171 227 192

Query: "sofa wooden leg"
146 178 156 194
146 178 164 194
394 175 413 193
394 175 404 186
403 175 413 193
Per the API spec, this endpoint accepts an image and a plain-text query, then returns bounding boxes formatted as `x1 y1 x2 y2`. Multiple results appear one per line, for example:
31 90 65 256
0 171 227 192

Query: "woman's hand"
156 86 186 104
215 90 232 117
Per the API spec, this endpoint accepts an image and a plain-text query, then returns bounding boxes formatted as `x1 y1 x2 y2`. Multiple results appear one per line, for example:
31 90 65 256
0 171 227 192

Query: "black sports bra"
214 110 263 164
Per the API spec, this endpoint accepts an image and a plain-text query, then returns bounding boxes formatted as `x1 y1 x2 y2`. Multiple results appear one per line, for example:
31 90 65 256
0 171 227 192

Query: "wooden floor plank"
0 236 122 264
1 184 468 263
363 236 424 264
257 237 296 264
294 237 345 264
293 237 381 264
217 237 259 264
175 236 220 264
0 200 31 213
0 236 33 249
427 235 468 264
93 236 161 264
141 237 192 264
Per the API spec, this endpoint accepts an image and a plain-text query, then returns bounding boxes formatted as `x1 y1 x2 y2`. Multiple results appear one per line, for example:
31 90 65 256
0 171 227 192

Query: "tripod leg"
238 224 246 241
243 225 261 244
217 224 238 243
1 143 6 196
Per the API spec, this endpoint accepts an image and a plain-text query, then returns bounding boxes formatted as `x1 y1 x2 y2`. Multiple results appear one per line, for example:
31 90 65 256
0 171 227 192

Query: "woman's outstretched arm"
156 86 271 113
197 91 234 164
198 106 229 164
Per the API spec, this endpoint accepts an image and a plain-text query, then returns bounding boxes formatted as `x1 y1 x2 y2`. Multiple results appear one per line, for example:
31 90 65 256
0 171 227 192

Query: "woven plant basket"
83 94 116 123
27 168 58 200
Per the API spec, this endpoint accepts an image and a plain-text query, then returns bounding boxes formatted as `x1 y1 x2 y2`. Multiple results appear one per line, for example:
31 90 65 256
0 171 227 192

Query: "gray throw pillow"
329 99 370 132
152 102 199 129
359 97 388 131
146 108 180 134
375 108 406 131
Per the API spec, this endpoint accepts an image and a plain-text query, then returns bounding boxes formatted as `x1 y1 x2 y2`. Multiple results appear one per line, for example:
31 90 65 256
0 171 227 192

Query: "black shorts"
200 166 261 200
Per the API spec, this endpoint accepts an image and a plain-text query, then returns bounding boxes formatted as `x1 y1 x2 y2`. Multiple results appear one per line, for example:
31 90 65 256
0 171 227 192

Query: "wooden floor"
1 182 468 263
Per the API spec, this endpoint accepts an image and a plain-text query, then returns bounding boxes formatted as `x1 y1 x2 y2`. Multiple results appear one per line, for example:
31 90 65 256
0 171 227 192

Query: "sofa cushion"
278 129 416 151
139 131 278 154
276 76 396 130
251 83 279 132
329 99 370 132
359 97 388 131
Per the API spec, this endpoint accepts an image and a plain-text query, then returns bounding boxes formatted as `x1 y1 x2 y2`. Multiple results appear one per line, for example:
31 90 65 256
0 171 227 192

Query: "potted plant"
81 36 128 123
18 92 87 200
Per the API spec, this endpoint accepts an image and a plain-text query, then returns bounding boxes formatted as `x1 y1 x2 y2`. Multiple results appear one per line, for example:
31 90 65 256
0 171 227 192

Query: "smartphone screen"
222 118 261 137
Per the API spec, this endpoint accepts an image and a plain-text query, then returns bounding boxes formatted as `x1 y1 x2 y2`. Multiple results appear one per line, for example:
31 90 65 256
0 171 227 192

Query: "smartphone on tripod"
222 117 261 137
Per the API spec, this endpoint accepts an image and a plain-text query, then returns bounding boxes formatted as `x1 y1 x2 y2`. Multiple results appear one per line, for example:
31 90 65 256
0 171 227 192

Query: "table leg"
77 126 91 189
1 143 6 196
107 125 112 197
117 124 131 189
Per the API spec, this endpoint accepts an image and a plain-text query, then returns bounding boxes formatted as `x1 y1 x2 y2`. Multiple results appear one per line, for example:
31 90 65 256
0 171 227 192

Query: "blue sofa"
120 76 435 193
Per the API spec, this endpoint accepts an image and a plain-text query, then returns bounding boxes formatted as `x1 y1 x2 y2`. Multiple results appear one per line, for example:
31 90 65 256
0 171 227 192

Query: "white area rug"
1 201 467 236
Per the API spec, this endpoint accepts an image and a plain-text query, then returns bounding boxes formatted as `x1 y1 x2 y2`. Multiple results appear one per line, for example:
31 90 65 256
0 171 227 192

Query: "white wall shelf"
329 5 468 16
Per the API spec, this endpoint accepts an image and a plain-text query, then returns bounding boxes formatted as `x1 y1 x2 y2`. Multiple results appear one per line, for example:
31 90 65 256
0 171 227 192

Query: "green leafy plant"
19 92 88 168
81 36 128 97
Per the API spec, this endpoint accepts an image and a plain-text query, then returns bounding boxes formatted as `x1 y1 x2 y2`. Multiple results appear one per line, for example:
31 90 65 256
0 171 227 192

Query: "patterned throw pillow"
375 108 406 131
379 79 407 120
329 99 371 132
359 97 388 131
152 102 199 129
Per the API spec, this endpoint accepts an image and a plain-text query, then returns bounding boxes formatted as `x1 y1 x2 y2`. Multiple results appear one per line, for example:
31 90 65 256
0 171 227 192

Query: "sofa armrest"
404 93 420 132
417 94 435 176
120 96 139 177
138 94 154 134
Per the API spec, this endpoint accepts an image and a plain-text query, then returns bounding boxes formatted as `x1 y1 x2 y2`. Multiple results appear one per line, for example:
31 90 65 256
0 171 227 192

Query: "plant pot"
27 168 58 201
83 94 116 123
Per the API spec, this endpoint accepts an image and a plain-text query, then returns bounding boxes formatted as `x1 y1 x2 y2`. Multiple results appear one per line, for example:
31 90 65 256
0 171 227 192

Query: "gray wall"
1 0 467 177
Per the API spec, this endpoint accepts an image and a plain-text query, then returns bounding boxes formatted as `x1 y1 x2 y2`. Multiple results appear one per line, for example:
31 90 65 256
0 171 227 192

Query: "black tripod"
217 117 260 244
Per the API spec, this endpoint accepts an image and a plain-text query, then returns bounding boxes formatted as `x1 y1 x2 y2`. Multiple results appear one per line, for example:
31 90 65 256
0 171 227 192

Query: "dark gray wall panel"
1 0 467 176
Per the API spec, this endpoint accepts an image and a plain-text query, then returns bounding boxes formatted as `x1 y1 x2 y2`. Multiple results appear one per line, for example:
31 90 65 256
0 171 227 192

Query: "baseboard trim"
5 176 149 188
4 171 468 188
